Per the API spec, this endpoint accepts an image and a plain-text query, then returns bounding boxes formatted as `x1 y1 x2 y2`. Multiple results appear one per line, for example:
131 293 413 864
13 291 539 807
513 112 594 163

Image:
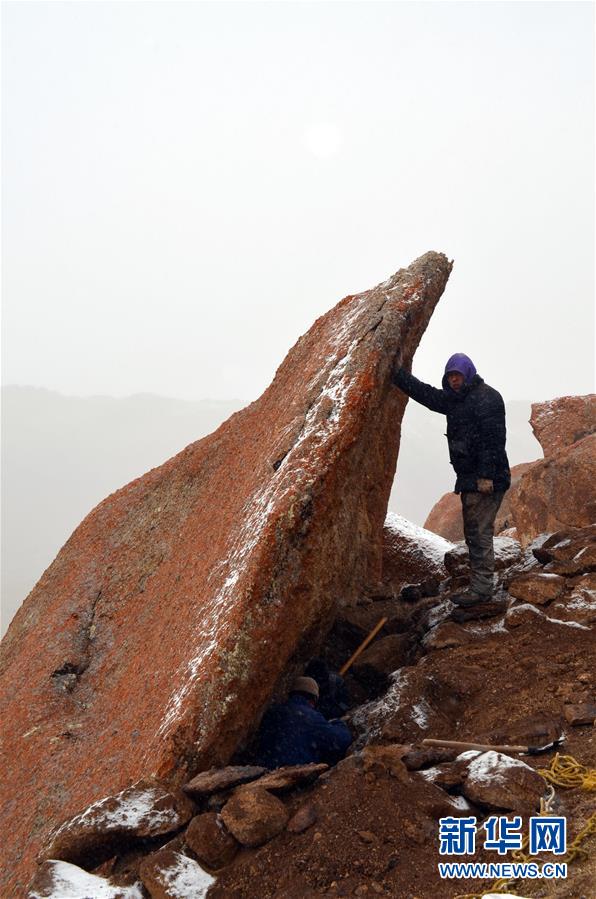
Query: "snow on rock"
41 780 195 866
28 860 144 899
382 513 453 591
461 751 545 814
140 850 215 899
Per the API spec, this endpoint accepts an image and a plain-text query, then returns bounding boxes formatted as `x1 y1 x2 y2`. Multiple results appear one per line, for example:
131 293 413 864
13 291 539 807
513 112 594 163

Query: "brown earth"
0 252 452 896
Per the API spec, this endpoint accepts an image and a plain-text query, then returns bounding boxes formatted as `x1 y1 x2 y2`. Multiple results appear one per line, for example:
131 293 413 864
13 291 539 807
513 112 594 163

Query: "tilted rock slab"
0 251 451 895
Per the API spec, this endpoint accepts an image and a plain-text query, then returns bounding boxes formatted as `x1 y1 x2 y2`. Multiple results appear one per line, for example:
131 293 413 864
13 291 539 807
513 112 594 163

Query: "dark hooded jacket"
392 365 511 494
255 694 352 769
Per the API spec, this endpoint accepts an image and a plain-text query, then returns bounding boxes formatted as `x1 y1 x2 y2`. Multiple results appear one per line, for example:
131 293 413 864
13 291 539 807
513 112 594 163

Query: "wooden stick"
421 737 560 755
339 617 388 677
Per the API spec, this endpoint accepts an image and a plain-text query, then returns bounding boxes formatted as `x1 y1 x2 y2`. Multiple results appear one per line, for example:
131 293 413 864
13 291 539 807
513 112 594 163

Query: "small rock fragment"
287 802 318 834
563 703 596 726
184 812 239 870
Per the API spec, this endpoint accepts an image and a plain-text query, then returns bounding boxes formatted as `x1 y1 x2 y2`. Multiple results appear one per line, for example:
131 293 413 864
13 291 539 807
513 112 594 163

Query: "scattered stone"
505 603 542 628
183 766 266 800
220 787 289 847
28 859 144 899
139 848 214 898
507 573 566 605
250 763 328 793
287 803 318 834
563 703 596 726
461 751 545 814
544 542 596 577
451 599 507 623
184 813 239 870
423 621 472 650
357 830 376 844
40 780 195 867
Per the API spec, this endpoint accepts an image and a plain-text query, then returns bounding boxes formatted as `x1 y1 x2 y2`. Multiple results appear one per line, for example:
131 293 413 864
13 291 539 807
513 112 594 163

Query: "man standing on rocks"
392 353 511 606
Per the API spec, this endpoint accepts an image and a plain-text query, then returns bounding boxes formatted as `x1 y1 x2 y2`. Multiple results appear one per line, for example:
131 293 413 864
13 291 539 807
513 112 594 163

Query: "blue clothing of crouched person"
255 676 352 769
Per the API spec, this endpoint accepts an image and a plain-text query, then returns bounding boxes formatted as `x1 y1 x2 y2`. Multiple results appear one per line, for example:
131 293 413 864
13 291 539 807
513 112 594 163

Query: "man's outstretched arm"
392 364 448 415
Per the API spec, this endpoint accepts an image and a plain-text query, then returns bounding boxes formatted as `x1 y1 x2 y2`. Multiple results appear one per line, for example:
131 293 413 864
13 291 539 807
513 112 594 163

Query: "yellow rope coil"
453 754 596 899
537 752 596 791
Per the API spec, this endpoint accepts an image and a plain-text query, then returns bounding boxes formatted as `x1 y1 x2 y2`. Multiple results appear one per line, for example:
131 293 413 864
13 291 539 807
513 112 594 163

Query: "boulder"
183 766 266 800
139 849 214 899
512 434 596 545
40 780 195 867
424 462 537 542
460 751 545 814
220 787 289 847
0 252 452 895
530 394 596 457
184 813 239 870
506 573 566 606
28 860 144 899
381 513 453 592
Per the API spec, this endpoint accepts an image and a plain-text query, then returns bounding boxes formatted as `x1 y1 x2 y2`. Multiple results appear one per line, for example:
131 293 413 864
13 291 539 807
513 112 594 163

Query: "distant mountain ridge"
1 385 541 634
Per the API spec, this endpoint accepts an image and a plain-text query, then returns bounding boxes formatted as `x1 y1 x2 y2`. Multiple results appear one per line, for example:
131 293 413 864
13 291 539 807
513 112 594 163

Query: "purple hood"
443 353 477 387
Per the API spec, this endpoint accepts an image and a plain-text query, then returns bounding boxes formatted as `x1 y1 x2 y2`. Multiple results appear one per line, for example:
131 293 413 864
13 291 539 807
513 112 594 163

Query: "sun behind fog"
302 123 343 158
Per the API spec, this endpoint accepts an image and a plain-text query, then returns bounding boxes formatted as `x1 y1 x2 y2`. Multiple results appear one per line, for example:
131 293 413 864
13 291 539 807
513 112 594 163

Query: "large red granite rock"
0 252 452 896
424 462 537 542
530 394 596 457
512 434 596 545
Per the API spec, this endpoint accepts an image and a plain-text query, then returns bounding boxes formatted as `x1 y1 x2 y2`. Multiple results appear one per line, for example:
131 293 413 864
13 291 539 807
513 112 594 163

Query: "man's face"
447 371 465 392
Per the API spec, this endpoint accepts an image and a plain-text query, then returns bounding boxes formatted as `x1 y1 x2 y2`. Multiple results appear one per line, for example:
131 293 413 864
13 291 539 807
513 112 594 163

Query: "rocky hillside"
3 251 594 898
27 519 595 899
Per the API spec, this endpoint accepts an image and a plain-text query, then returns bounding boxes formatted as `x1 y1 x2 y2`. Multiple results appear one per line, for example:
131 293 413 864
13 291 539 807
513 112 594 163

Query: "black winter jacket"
392 367 511 494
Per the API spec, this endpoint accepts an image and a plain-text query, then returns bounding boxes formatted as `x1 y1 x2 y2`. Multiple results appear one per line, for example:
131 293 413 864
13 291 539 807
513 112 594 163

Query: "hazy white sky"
2 1 594 403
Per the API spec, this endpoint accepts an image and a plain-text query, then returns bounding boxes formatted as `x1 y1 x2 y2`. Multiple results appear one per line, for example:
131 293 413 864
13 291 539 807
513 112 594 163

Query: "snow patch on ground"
411 700 432 730
29 861 144 899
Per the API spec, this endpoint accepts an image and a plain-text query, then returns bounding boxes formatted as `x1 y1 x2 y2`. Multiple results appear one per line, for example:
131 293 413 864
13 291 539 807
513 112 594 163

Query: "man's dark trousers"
461 492 505 597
